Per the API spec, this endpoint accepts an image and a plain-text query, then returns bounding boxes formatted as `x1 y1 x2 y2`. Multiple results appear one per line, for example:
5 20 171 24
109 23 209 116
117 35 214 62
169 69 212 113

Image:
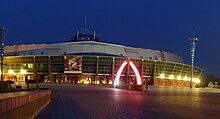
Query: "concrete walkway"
36 93 91 119
36 84 220 119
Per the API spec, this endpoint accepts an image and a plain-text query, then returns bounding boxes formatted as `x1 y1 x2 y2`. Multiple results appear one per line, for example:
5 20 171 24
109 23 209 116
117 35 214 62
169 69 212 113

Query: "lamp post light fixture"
8 69 14 74
8 69 14 81
190 37 199 88
20 69 27 74
0 26 6 81
20 69 27 82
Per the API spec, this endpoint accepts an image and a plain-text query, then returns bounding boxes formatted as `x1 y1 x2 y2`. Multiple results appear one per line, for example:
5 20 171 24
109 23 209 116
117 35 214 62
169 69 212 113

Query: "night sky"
1 0 220 78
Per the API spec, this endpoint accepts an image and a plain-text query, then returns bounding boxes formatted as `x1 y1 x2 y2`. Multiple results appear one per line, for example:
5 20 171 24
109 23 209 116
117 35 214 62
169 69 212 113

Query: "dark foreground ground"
36 83 220 119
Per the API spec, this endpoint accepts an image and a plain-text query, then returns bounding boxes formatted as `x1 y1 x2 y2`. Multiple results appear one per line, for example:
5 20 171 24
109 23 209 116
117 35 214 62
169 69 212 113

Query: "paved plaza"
36 83 220 119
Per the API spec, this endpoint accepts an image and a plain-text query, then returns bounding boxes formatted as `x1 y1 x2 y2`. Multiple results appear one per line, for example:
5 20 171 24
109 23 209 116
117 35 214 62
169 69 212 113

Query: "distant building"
3 25 202 87
208 81 219 88
208 81 214 88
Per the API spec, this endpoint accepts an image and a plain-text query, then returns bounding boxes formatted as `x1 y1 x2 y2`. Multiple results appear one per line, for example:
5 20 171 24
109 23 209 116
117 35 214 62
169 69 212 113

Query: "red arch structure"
114 61 142 86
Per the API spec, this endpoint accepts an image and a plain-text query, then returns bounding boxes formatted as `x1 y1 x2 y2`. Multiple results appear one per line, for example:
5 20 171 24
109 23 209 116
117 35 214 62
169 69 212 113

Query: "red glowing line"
114 61 142 86
129 61 142 85
114 61 127 85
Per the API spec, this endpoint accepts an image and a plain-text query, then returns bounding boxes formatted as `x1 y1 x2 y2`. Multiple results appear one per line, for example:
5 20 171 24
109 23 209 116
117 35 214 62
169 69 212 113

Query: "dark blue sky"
1 0 220 78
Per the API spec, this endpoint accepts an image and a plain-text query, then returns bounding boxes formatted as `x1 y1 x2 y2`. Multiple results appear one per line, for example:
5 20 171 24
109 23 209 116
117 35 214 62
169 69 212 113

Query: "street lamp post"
190 37 199 88
0 26 6 81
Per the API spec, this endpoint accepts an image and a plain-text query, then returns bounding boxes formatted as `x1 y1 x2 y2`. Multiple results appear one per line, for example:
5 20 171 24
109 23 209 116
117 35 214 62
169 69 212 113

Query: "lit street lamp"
8 69 14 81
190 37 199 88
20 69 27 81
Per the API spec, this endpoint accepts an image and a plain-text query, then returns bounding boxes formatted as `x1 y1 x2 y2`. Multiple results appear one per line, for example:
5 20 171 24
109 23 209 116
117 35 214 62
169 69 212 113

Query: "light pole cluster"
190 37 199 88
0 26 6 81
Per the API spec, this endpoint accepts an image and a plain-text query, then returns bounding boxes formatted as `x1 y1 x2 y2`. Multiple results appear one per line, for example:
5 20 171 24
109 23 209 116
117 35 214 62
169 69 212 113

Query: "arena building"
3 26 202 87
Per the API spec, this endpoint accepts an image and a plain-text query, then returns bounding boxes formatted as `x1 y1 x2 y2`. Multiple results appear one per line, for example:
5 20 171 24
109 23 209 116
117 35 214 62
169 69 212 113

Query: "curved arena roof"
4 41 183 63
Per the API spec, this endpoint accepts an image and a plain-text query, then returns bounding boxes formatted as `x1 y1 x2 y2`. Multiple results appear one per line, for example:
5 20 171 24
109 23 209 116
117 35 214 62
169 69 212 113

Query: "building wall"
3 56 202 87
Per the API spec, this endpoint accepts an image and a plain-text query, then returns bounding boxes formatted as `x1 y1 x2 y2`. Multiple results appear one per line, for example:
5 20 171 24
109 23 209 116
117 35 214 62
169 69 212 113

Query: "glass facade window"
143 60 154 76
36 56 49 73
98 57 112 74
23 63 34 69
82 56 97 73
114 58 127 75
129 59 141 75
4 56 35 73
3 55 202 87
51 56 64 73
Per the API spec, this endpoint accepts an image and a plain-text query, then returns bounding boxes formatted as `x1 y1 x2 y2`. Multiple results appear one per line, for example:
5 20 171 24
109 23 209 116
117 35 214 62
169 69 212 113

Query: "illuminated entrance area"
114 61 142 86
4 69 30 82
2 56 202 88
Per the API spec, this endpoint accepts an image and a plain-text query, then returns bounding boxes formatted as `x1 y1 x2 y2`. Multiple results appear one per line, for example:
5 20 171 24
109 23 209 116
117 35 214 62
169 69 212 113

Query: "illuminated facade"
3 26 202 87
